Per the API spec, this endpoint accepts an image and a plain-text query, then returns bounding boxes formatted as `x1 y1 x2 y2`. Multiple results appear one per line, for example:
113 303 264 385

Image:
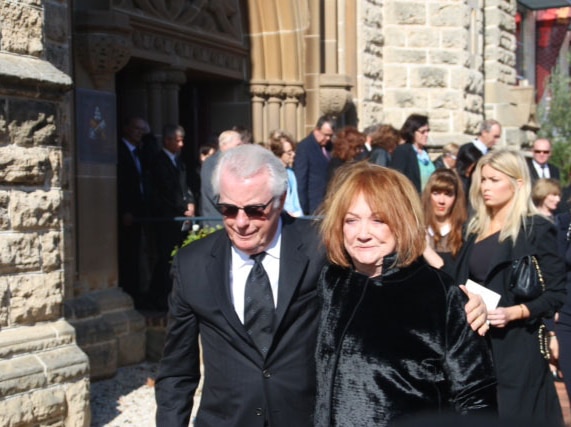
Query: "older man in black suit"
117 116 150 304
527 138 560 183
155 145 490 427
156 144 326 427
149 124 195 310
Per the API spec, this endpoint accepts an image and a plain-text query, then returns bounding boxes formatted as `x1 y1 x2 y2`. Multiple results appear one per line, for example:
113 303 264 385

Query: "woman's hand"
460 285 489 336
423 242 444 269
549 334 559 364
487 304 527 328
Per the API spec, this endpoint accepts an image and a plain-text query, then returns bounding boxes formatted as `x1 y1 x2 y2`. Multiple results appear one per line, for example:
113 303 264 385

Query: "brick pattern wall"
0 1 90 426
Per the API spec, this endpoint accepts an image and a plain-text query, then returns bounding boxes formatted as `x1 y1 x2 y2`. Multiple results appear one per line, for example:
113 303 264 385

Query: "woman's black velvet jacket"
314 256 497 427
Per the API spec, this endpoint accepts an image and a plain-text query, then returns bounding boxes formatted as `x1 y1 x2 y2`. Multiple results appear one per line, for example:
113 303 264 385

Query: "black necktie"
244 252 275 355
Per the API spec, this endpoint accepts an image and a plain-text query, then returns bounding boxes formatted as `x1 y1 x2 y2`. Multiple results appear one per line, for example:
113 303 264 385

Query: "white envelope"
464 279 501 311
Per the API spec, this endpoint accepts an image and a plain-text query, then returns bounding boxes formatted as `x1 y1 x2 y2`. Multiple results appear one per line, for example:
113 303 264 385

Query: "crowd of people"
117 112 571 426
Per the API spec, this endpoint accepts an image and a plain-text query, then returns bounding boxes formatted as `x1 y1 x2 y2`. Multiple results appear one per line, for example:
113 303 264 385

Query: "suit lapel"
275 219 309 329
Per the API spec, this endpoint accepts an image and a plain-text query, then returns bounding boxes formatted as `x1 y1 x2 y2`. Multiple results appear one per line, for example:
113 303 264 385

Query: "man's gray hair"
479 119 501 134
212 144 288 205
218 130 242 150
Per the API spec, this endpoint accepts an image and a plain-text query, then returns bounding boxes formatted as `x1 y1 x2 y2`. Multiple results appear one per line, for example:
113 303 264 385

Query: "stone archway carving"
247 1 306 142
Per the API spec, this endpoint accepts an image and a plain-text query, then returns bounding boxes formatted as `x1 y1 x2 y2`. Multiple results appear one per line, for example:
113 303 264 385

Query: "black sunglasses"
215 197 275 218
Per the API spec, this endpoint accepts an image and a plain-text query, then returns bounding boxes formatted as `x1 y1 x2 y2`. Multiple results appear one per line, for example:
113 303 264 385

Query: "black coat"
390 143 422 192
155 215 327 427
150 150 194 218
294 132 330 215
453 215 566 423
526 158 561 183
315 258 497 427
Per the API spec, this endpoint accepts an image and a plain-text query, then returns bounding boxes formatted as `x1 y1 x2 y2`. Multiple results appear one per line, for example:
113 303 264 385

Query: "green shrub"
171 224 223 258
538 60 571 186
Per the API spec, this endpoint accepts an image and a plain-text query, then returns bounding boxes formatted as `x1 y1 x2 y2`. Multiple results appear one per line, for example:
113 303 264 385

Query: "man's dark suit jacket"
118 140 146 222
151 150 194 219
389 143 422 193
294 133 330 215
155 215 327 427
117 140 147 298
149 150 195 308
526 158 561 183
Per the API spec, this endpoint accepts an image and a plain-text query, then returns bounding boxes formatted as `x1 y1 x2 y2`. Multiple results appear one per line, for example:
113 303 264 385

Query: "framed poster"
76 88 116 163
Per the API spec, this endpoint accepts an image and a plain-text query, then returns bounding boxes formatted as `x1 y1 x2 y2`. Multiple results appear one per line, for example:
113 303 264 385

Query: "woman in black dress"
454 148 566 425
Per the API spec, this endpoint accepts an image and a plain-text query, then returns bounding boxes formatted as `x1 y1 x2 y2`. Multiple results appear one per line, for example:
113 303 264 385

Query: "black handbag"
510 255 551 361
509 255 542 300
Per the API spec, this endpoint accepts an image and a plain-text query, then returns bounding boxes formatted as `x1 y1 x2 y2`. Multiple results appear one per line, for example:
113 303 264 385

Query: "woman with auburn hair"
532 178 561 220
327 126 366 181
365 124 402 166
314 162 497 427
421 169 467 270
453 149 566 425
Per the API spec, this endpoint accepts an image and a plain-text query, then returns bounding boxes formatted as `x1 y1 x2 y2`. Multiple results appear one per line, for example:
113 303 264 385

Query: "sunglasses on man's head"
534 150 550 154
215 197 275 218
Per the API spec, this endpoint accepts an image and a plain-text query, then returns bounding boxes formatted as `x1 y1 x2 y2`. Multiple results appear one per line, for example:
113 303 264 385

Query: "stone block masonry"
0 2 91 426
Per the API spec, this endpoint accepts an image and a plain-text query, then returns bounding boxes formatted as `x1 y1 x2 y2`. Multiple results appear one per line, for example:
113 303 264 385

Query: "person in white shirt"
458 119 502 159
527 138 560 183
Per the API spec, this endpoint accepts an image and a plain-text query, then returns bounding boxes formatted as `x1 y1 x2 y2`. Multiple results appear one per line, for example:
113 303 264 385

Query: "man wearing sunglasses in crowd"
155 144 491 427
527 138 560 184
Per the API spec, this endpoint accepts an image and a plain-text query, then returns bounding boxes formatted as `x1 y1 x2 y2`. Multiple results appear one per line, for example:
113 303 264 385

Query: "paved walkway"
91 362 571 426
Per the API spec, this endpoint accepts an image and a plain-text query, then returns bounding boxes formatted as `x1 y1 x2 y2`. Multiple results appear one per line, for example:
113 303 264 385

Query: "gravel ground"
90 362 159 427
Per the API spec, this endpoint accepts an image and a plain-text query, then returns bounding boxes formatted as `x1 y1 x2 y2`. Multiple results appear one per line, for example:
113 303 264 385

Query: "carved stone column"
74 10 133 90
250 83 268 144
163 69 187 126
267 83 285 134
319 74 353 116
144 73 163 137
144 69 187 133
284 84 305 139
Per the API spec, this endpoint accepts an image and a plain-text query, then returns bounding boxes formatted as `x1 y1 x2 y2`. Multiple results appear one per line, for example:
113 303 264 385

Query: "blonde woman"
453 149 566 424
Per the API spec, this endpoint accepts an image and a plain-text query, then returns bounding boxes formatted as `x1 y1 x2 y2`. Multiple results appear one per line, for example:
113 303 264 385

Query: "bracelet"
519 304 526 319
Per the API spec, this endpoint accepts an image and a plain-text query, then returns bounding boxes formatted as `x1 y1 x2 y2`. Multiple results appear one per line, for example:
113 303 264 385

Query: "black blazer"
390 143 422 193
150 150 194 218
294 133 330 215
117 140 146 219
155 215 327 427
526 158 561 183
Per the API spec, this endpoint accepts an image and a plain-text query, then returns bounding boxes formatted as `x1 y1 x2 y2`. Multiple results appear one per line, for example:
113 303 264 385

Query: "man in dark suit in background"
458 119 502 158
294 114 336 215
155 144 326 427
527 138 560 184
149 124 195 310
117 116 149 305
155 144 490 427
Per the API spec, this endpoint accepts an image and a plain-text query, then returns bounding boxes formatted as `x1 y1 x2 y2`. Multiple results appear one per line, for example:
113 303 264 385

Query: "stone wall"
359 0 385 126
0 1 90 426
379 0 486 144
